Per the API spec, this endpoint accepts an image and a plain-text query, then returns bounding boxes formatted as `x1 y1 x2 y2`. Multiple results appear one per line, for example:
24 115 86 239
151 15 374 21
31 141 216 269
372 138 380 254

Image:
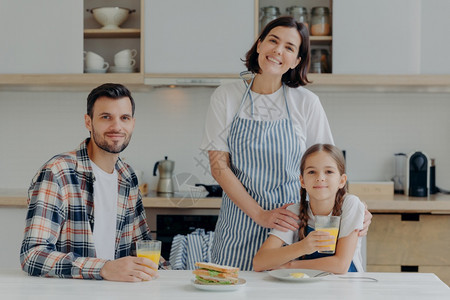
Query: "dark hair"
86 83 135 118
298 144 347 240
244 16 311 88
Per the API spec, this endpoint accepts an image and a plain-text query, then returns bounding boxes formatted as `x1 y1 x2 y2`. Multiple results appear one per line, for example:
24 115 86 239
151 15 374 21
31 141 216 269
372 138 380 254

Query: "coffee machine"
153 156 174 194
405 151 430 197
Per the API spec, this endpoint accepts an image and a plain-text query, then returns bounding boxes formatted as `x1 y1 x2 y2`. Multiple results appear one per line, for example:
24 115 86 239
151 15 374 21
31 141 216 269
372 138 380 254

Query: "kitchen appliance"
392 153 407 194
195 184 223 197
405 151 430 197
156 214 218 260
153 156 174 194
430 158 438 194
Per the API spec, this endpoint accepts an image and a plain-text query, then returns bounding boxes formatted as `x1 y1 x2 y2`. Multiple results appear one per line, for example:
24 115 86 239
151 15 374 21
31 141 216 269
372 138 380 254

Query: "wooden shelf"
84 28 141 38
310 36 332 45
0 73 144 86
3 74 450 89
308 74 450 87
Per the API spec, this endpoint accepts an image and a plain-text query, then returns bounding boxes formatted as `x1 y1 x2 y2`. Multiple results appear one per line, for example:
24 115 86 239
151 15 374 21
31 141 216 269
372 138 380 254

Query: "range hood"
144 74 240 87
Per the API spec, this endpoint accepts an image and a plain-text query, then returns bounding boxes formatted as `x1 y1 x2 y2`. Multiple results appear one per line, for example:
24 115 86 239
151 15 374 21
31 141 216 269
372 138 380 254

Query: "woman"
200 17 370 270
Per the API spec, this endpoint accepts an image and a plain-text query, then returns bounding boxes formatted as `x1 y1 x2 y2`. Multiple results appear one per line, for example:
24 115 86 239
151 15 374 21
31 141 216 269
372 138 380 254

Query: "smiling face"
256 26 302 78
300 151 347 204
85 96 135 154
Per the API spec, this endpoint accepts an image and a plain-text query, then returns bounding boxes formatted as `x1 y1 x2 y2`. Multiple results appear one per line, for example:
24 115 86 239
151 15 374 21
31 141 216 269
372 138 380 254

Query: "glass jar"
310 49 330 73
260 6 280 31
286 6 308 28
310 6 331 36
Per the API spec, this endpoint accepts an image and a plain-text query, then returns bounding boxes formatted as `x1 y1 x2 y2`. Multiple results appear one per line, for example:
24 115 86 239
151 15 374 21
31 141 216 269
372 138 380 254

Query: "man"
20 83 157 282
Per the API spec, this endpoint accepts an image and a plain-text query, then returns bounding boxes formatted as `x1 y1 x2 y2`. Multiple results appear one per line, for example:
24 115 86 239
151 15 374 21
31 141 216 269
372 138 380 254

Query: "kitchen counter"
1 189 449 213
0 269 448 299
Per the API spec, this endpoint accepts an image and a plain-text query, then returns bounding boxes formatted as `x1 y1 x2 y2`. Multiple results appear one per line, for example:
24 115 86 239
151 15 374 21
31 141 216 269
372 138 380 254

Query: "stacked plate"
109 66 137 73
84 68 107 73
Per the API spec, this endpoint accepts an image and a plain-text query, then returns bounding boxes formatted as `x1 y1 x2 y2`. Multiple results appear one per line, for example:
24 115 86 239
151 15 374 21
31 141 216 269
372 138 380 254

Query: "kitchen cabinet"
144 0 254 75
3 0 450 87
83 0 143 75
0 0 83 74
258 0 333 73
333 0 421 74
367 213 450 286
420 0 450 74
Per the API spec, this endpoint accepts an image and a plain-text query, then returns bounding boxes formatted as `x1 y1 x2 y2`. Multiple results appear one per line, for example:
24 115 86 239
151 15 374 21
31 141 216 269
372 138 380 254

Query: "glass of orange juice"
136 240 161 270
315 216 340 254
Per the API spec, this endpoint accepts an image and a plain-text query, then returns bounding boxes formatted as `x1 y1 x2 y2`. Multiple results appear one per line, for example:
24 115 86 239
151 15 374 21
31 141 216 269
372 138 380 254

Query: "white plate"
191 278 246 291
268 269 329 282
109 66 136 73
84 68 107 73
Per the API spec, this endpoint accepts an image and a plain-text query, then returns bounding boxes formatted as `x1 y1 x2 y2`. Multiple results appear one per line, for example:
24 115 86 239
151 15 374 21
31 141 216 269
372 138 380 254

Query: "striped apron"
211 76 302 270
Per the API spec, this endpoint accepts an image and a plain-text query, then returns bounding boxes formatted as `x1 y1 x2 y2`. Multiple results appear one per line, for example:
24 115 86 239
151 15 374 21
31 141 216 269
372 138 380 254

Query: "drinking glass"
136 240 161 270
315 215 340 254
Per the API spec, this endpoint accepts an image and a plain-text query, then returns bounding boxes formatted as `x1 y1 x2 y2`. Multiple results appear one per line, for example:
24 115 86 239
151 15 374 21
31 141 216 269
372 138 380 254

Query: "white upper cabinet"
0 1 83 74
420 0 450 74
332 0 421 74
144 0 254 74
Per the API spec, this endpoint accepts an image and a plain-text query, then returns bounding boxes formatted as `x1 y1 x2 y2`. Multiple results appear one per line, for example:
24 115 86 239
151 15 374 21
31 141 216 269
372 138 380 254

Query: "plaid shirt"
20 138 150 279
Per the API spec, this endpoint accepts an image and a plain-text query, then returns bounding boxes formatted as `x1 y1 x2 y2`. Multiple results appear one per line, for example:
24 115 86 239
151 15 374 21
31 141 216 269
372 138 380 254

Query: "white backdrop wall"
0 86 449 192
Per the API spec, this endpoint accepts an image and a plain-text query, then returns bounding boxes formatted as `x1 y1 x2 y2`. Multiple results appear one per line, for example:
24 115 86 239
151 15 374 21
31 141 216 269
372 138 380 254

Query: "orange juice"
137 250 160 269
316 227 339 253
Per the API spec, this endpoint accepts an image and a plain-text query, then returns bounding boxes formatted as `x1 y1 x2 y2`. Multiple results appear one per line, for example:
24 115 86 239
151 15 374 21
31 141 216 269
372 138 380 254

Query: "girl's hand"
358 204 372 237
297 230 334 255
255 204 299 232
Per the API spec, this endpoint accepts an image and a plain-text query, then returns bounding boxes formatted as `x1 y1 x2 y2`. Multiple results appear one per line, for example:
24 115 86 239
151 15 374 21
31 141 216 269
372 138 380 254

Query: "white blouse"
200 80 334 157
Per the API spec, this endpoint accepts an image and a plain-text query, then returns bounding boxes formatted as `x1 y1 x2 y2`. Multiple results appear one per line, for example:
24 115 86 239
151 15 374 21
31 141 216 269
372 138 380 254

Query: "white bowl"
89 7 135 30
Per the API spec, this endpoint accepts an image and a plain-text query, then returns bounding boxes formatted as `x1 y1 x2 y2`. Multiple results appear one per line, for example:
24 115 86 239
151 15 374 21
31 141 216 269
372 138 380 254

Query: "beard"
91 127 132 154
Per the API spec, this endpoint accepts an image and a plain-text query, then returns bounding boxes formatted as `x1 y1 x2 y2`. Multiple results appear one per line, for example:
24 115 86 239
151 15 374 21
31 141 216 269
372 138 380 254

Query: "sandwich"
192 262 239 285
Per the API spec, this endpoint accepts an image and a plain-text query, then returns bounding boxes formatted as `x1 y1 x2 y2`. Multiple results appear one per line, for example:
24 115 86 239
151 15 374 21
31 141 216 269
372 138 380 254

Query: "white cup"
115 49 137 59
84 51 109 70
114 57 136 67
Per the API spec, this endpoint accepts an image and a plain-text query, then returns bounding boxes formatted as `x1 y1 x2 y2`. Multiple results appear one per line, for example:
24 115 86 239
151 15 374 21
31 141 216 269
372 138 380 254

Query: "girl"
253 144 365 273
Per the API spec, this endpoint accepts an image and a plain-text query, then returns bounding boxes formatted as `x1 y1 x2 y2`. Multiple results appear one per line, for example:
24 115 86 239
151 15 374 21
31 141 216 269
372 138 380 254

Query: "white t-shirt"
200 80 334 156
91 160 118 260
269 194 365 272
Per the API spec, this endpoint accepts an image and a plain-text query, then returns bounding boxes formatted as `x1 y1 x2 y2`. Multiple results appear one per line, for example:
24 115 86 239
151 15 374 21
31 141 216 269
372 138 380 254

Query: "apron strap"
237 71 291 120
238 71 255 117
282 83 292 120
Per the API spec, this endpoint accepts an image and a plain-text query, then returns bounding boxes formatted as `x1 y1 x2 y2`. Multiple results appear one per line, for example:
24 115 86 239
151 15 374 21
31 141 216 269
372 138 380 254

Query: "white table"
1 269 449 300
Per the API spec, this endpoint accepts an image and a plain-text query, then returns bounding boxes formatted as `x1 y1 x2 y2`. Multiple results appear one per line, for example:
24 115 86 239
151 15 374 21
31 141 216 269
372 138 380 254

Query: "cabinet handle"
401 213 420 221
401 265 419 272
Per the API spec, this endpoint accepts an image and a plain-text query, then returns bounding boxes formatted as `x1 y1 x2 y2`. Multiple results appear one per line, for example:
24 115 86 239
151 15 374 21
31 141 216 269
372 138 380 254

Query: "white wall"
1 86 450 191
316 88 450 188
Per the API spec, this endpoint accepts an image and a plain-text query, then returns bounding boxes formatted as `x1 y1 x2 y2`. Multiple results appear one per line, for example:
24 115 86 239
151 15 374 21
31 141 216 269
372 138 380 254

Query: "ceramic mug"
115 49 137 59
114 57 136 67
84 51 109 70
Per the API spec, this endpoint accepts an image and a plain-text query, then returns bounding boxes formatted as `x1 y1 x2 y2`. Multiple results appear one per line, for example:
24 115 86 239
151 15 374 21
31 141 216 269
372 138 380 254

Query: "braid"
298 187 309 239
332 185 346 216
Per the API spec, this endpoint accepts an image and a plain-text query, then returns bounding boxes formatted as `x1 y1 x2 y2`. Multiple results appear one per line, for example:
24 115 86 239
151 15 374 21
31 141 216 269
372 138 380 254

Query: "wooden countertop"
1 189 449 214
